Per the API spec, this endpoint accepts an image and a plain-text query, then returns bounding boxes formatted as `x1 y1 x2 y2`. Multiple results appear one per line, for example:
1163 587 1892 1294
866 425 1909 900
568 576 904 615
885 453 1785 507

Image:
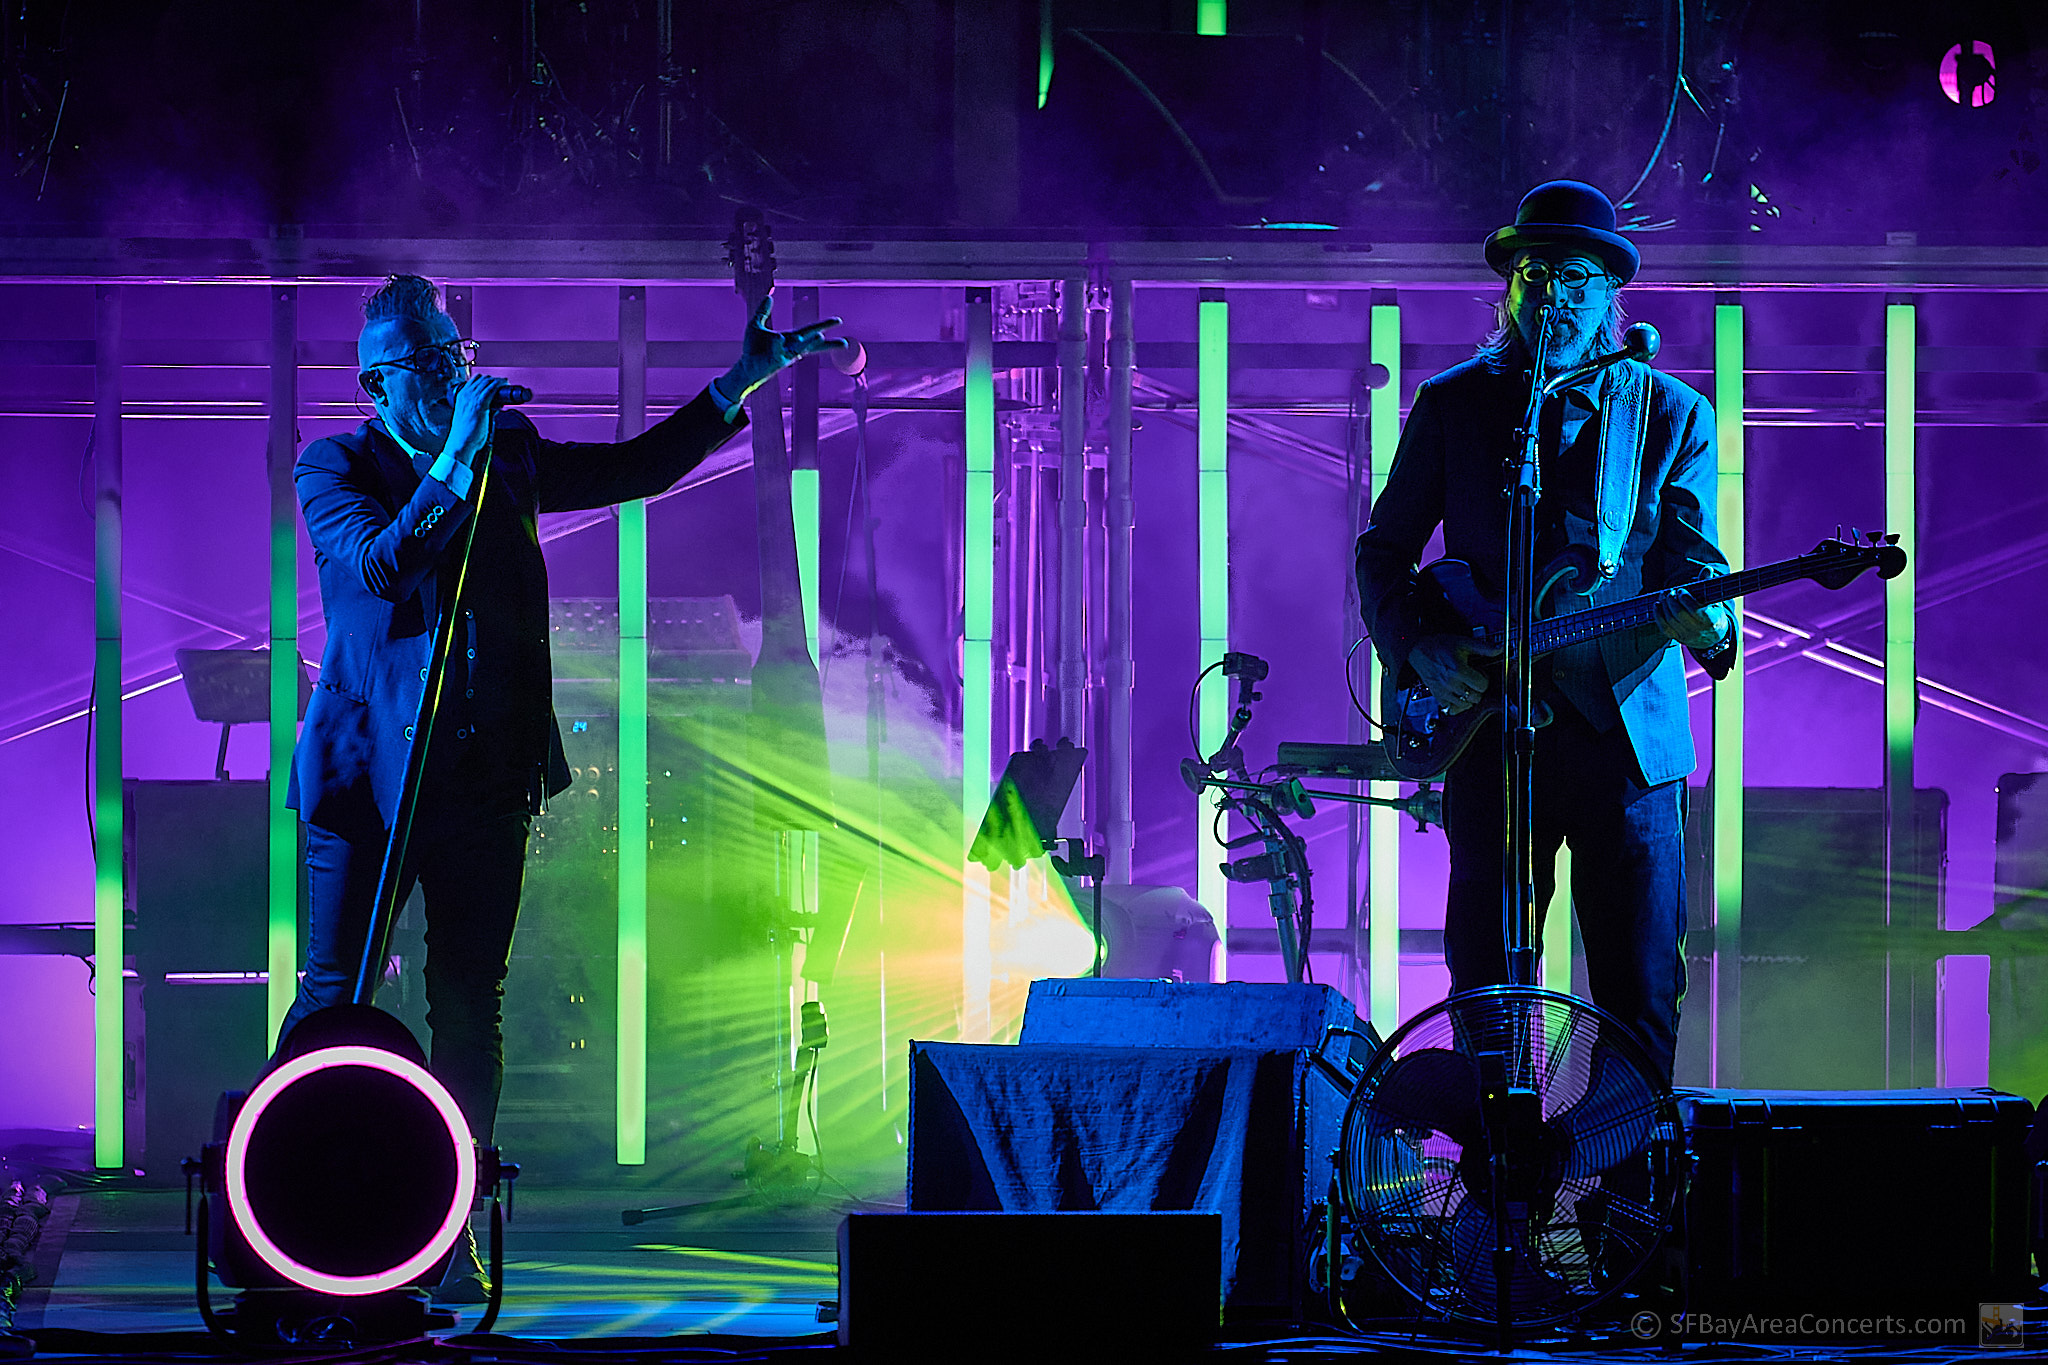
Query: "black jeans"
278 804 531 1146
1442 702 1688 1082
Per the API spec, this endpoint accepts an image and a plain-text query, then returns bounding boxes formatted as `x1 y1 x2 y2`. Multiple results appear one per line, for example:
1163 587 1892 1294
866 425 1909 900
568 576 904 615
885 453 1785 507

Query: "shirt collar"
375 418 434 468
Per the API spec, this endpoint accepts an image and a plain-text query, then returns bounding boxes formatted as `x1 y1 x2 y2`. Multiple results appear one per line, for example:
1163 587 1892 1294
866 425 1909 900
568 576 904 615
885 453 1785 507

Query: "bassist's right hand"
1409 634 1500 714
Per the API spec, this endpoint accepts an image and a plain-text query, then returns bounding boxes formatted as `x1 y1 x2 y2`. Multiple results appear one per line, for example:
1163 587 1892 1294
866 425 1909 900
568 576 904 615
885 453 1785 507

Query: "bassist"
1353 181 1734 1083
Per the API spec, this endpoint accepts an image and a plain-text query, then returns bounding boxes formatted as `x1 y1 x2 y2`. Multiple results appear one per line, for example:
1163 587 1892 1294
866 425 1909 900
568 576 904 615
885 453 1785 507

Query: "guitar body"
1379 559 1509 781
1376 536 1906 781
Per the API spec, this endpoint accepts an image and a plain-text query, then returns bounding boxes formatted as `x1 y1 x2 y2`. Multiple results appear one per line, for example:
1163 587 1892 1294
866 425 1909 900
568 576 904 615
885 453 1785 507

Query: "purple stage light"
1939 41 1996 108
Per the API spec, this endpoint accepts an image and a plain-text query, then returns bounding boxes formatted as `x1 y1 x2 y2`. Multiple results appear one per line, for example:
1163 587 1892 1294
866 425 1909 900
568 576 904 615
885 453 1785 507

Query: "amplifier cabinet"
1678 1088 2036 1323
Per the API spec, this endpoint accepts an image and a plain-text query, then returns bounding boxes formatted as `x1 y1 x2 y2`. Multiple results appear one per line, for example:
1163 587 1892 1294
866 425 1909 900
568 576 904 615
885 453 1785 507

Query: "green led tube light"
616 286 649 1164
92 285 124 1169
1197 292 1229 977
1884 305 1917 817
963 289 996 1038
1366 303 1400 1027
1713 302 1747 1085
268 286 300 1043
1883 302 1918 1085
794 469 821 666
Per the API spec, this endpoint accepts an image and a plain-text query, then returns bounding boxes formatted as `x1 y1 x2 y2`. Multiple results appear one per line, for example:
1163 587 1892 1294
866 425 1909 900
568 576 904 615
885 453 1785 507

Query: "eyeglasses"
365 338 480 380
1510 261 1619 295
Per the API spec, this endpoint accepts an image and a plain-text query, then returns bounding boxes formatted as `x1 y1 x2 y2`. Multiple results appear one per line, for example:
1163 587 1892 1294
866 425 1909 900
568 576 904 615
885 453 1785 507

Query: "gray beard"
1533 318 1603 378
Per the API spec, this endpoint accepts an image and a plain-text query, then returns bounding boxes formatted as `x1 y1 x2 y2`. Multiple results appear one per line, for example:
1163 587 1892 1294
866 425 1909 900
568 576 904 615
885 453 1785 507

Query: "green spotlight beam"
1037 0 1055 108
617 286 649 1164
267 286 299 1043
92 285 124 1169
1713 301 1746 1086
963 288 995 1037
1197 290 1229 977
1366 302 1400 1026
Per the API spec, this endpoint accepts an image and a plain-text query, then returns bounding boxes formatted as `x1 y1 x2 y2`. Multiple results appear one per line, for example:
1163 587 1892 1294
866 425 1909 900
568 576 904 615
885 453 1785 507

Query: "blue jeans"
1442 702 1689 1082
278 805 531 1146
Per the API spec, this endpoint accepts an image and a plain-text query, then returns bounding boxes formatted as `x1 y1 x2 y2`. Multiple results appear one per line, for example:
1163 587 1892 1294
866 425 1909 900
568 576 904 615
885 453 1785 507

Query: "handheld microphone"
489 384 534 407
830 338 867 379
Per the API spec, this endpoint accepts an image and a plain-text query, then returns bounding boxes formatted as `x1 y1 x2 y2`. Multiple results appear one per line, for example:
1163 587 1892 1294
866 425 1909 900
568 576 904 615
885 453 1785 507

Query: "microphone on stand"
830 338 867 379
1541 321 1660 396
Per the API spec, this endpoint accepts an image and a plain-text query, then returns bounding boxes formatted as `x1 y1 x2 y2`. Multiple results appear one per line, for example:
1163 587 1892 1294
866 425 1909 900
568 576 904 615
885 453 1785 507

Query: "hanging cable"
1344 636 1384 732
1618 0 1688 210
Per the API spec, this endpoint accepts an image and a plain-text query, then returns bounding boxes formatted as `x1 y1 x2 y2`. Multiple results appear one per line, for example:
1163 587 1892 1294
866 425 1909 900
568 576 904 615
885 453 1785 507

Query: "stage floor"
15 1181 858 1343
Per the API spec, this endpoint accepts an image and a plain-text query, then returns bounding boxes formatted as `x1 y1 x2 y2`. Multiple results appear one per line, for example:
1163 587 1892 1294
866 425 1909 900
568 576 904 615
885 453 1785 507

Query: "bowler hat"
1484 180 1639 284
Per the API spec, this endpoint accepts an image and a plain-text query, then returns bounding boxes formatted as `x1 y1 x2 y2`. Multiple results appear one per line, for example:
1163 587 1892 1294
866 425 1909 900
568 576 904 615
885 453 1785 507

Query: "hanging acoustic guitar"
1379 534 1907 780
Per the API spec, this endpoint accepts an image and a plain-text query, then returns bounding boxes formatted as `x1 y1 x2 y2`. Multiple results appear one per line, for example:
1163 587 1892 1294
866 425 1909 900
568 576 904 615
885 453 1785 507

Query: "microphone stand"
352 429 495 1006
1501 308 1553 992
1475 304 1557 1348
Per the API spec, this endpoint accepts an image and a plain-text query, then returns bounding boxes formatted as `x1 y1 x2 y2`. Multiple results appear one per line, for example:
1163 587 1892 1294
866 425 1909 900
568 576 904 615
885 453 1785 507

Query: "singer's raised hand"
722 296 852 406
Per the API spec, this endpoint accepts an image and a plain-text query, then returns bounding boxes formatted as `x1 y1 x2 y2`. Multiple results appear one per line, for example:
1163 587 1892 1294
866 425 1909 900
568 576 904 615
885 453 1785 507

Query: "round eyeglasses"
1510 261 1619 295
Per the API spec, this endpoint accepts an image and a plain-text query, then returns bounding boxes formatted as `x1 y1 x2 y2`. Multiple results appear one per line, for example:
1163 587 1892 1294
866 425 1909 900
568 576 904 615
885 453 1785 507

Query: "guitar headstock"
1808 530 1908 588
724 207 777 312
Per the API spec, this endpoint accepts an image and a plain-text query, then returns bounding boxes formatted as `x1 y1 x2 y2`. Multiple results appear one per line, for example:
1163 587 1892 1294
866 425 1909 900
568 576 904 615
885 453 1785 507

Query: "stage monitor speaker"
1678 1088 2036 1327
836 1211 1220 1352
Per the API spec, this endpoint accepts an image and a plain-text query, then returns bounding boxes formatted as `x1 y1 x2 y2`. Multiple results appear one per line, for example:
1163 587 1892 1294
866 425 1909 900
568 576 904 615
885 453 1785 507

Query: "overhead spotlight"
187 1006 517 1344
1940 41 1996 107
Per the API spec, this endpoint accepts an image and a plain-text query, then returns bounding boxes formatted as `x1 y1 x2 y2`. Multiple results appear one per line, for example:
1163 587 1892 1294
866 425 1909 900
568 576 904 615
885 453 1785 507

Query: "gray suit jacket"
1354 355 1734 787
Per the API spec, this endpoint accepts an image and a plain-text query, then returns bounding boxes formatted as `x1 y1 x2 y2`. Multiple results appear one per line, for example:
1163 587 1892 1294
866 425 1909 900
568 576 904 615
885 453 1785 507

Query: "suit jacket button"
404 725 415 739
419 668 429 680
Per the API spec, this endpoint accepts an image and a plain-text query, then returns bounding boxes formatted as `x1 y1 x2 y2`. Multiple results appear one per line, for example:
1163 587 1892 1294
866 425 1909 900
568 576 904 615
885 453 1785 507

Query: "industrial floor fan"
1330 985 1682 1331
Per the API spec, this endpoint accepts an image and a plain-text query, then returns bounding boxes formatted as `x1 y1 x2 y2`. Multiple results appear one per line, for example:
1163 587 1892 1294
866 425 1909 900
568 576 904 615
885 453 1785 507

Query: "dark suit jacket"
289 390 744 840
1354 356 1734 787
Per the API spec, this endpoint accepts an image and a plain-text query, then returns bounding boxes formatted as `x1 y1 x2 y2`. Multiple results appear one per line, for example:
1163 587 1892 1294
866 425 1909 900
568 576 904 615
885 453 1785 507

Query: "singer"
281 274 844 1299
1353 182 1734 1084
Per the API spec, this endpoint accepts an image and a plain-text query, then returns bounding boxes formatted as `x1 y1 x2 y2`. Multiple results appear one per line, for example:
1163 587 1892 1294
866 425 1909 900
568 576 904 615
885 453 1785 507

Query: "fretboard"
1501 553 1849 657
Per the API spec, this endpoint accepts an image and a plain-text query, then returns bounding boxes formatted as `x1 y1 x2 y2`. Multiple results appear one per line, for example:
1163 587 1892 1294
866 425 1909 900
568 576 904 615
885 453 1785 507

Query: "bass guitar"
1379 535 1907 780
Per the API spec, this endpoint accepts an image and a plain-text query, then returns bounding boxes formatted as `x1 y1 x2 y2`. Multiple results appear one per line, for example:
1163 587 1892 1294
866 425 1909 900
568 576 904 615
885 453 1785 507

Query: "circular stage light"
224 1045 478 1296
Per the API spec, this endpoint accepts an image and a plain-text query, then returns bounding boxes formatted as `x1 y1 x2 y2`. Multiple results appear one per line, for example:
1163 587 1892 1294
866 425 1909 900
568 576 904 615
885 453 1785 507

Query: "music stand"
969 739 1101 975
175 648 312 780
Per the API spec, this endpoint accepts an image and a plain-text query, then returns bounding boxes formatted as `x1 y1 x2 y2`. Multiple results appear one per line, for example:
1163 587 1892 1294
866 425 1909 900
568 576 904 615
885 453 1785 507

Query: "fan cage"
1337 985 1681 1328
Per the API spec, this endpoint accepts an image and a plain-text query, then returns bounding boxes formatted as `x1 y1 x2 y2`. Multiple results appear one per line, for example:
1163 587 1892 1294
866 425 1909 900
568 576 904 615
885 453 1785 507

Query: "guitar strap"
1592 358 1651 579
